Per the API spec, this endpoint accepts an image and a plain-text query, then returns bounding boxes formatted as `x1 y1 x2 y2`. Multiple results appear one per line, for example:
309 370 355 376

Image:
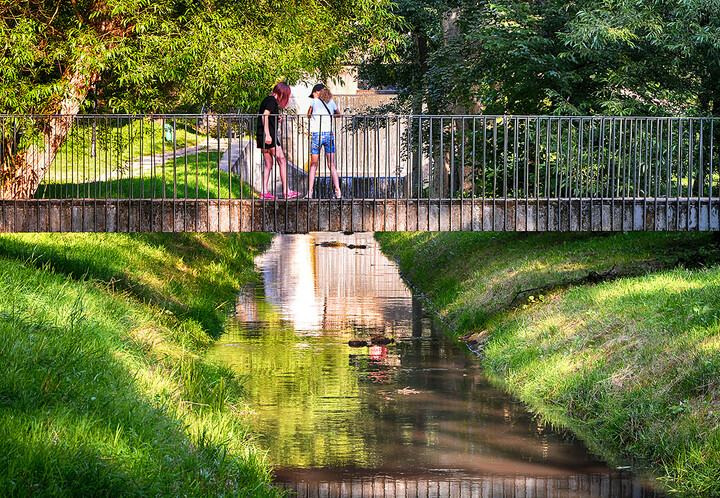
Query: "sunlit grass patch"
377 229 720 495
0 231 281 496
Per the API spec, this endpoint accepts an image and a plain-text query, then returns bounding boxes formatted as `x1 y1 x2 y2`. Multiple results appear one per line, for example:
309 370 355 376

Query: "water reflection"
210 233 663 497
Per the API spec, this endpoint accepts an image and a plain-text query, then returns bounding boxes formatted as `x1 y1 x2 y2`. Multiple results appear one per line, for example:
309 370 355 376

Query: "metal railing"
1 114 719 232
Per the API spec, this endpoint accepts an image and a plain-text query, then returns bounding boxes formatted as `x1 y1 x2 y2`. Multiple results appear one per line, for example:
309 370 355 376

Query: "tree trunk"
0 59 98 200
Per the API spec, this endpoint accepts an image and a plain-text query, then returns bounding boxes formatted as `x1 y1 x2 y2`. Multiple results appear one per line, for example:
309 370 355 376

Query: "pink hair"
271 82 291 108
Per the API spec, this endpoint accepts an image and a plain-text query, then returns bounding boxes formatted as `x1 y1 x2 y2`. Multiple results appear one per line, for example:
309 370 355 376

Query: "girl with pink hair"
256 82 299 199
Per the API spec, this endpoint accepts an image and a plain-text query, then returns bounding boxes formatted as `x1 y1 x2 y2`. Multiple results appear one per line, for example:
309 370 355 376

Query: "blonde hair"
319 88 333 103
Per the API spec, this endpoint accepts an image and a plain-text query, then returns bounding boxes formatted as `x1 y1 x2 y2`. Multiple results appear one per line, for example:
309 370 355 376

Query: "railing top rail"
1 113 719 120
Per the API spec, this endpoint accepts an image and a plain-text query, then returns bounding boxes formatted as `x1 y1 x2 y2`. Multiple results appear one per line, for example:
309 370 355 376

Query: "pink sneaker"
286 190 300 198
260 192 275 199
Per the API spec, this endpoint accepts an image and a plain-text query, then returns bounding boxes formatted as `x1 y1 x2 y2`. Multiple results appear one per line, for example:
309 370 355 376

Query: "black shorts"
256 134 278 150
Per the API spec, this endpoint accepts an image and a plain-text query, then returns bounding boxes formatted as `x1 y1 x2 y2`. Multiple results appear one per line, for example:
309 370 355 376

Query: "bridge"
1 114 718 233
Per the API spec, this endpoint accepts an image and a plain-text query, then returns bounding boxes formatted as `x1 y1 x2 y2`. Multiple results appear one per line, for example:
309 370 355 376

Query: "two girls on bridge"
256 82 342 199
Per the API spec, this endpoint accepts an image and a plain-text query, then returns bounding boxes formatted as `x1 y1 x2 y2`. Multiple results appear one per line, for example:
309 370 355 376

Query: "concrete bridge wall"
2 198 718 233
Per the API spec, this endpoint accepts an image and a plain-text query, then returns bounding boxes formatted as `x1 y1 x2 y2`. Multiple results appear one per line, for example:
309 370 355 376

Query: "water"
210 233 663 497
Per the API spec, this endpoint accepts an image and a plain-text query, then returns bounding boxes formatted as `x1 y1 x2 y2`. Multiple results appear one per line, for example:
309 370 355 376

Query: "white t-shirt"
309 98 338 134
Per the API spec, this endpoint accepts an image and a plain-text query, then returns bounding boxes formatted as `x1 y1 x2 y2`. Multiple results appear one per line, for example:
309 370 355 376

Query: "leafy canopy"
361 0 720 116
0 0 401 114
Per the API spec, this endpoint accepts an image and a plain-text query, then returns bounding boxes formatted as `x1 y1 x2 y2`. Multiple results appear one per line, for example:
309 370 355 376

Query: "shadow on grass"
0 270 274 496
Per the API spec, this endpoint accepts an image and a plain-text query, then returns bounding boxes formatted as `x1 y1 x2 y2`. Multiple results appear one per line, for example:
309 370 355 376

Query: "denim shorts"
310 132 335 154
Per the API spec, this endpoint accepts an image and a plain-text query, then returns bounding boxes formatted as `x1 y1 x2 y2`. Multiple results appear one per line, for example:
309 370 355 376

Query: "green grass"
46 117 211 184
0 231 283 497
36 151 254 200
376 230 720 496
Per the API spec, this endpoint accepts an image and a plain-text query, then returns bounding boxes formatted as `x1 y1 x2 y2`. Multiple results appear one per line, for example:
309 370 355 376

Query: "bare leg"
327 152 341 197
275 145 289 196
262 149 274 195
308 153 319 197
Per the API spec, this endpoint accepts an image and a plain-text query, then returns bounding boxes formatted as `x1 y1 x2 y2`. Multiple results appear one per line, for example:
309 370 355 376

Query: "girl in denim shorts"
306 84 342 199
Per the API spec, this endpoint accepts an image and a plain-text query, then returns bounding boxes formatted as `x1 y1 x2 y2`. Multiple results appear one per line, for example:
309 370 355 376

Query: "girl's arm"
262 109 271 143
307 105 313 119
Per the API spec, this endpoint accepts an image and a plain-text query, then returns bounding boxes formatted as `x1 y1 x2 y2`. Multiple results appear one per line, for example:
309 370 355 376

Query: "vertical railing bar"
192 116 198 230
687 119 693 230
534 117 540 231
588 118 595 230
363 115 368 231
161 116 166 231
610 118 617 231
647 118 653 228
378 116 382 231
654 119 662 230
104 117 109 204
513 117 518 231
150 117 155 230
172 116 178 232
524 117 530 231
395 116 401 229
621 117 628 232
698 119 704 230
404 116 410 230
643 118 650 231
482 116 488 231
632 118 638 231
492 118 497 230
70 118 75 232
248 115 255 231
677 119 683 230
228 116 236 232
555 118 562 231
383 116 390 231
710 119 715 229
137 116 143 231
116 116 122 231
439 116 444 231
545 118 551 231
577 118 584 230
450 116 455 231
182 118 187 232
471 117 477 230
428 116 433 231
666 119 672 229
566 118 573 230
503 116 509 231
645 118 651 231
418 116 422 229
129 116 134 204
205 115 210 231
460 116 467 229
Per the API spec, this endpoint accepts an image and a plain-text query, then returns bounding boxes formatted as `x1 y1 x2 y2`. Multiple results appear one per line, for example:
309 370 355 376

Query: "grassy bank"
376 231 720 496
0 231 284 496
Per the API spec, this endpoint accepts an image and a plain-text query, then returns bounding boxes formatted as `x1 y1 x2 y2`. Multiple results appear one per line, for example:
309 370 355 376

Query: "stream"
209 232 663 497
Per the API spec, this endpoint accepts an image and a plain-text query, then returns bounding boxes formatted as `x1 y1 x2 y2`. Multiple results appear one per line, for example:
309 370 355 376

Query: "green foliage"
361 0 720 116
0 0 402 114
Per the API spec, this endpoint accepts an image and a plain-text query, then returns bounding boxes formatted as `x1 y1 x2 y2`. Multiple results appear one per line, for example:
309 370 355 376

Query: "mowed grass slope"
376 231 720 496
0 232 283 497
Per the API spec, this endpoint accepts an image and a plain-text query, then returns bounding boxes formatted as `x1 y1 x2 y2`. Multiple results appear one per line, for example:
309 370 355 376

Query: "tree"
360 0 720 117
0 0 400 198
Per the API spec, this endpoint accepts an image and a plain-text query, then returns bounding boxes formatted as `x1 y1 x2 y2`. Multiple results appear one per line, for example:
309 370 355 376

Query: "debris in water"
316 241 345 247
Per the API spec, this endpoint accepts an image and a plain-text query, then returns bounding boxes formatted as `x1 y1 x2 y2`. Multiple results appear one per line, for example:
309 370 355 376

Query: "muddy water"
210 233 663 497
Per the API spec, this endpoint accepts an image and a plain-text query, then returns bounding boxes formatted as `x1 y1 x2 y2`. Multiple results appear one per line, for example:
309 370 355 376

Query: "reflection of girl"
256 82 299 199
306 84 342 199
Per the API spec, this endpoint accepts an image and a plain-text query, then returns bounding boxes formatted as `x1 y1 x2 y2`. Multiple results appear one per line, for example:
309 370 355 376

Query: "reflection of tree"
212 234 614 478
